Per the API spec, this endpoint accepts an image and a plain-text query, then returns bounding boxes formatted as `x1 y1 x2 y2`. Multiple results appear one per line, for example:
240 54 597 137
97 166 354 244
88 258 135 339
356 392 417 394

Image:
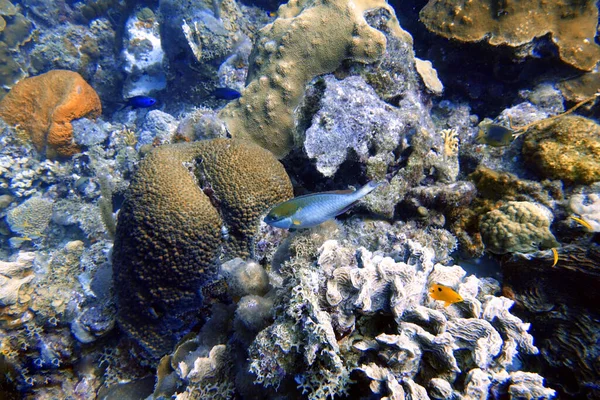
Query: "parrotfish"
211 87 242 100
429 283 464 307
264 181 382 230
475 123 515 147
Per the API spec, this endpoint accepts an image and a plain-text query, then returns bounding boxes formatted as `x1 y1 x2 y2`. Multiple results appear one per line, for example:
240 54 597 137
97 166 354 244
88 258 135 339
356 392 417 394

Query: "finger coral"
420 0 600 71
0 70 102 158
479 201 558 254
112 139 291 358
218 0 411 157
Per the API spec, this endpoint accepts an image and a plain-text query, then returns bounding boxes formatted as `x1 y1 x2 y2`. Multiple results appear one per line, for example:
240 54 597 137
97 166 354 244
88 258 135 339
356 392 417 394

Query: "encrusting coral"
218 0 412 158
522 115 600 185
0 70 102 158
112 139 292 358
419 0 600 71
479 201 559 254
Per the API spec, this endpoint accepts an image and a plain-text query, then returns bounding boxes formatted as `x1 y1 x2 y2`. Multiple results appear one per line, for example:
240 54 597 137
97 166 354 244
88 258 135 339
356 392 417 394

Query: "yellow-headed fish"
429 283 464 307
264 181 382 230
475 123 515 147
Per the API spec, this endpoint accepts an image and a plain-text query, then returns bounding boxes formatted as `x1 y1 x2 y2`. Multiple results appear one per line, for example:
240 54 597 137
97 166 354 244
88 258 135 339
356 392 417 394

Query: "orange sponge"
0 70 102 158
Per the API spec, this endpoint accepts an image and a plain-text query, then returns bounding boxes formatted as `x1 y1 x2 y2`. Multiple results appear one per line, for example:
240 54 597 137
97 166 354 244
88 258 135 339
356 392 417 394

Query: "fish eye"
437 287 442 292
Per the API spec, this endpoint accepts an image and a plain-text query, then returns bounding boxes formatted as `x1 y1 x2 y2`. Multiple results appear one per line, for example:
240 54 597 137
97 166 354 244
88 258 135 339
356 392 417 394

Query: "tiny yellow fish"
429 283 464 307
475 123 515 147
570 215 593 231
551 248 558 267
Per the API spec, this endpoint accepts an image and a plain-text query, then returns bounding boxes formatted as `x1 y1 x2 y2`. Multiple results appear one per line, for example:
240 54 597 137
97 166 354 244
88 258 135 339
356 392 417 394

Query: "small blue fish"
121 95 157 109
211 87 242 101
264 181 382 230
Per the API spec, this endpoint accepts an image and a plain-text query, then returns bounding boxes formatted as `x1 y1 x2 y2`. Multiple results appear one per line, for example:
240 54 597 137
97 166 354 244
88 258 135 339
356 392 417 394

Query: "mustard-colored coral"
113 139 292 357
522 115 600 185
420 0 600 71
0 70 102 158
218 0 411 158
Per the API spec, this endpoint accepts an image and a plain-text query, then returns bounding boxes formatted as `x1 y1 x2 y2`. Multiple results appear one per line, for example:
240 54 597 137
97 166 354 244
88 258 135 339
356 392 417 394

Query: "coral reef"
479 201 559 254
0 70 102 158
5 196 53 247
502 244 600 399
112 138 291 358
568 192 600 232
246 235 552 399
420 0 600 71
121 8 166 97
522 115 600 185
218 0 410 157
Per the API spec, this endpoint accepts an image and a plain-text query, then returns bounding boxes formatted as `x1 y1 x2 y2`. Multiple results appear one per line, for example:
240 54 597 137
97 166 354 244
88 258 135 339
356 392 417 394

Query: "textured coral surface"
522 115 600 185
218 0 411 157
113 139 291 357
420 0 600 71
0 70 102 158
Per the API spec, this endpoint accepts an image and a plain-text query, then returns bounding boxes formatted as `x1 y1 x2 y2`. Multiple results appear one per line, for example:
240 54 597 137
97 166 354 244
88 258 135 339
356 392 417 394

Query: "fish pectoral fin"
292 219 302 226
336 201 359 216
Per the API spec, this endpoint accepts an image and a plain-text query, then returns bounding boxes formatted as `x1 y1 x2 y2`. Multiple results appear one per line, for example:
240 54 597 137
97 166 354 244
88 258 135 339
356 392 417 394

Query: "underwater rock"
137 110 178 150
414 58 443 96
176 108 229 142
501 244 600 399
303 75 406 177
420 0 600 71
121 8 166 98
112 139 291 358
220 258 270 298
522 115 600 185
0 70 102 158
479 201 559 254
218 0 410 158
72 118 111 147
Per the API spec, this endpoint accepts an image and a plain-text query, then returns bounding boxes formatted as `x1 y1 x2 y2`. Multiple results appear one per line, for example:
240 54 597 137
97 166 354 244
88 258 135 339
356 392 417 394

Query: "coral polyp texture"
479 201 559 255
419 0 600 71
522 115 600 185
0 70 102 158
112 138 292 358
218 0 412 157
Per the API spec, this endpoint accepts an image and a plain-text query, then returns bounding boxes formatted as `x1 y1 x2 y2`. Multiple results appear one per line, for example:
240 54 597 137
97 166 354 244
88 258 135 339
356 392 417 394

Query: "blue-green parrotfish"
264 181 382 230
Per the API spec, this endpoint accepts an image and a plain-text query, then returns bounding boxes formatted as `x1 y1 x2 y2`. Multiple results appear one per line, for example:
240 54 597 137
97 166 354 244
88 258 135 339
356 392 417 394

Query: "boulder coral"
218 0 412 158
522 115 600 185
112 139 292 358
479 201 559 255
0 70 102 158
420 0 600 71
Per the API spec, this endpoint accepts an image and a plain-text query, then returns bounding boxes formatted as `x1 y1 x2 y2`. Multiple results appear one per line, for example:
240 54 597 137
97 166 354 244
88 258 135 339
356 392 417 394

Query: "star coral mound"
419 0 600 71
218 0 412 158
0 70 102 158
112 139 292 358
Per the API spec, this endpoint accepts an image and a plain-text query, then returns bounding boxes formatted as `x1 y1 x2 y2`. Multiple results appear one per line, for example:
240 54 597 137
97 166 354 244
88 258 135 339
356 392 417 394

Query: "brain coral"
218 0 412 158
522 115 600 185
419 0 600 71
113 139 291 358
0 70 101 158
479 201 559 254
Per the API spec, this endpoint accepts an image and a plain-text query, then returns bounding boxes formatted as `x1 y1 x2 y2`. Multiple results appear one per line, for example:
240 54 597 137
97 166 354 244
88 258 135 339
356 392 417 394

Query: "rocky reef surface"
0 0 599 398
